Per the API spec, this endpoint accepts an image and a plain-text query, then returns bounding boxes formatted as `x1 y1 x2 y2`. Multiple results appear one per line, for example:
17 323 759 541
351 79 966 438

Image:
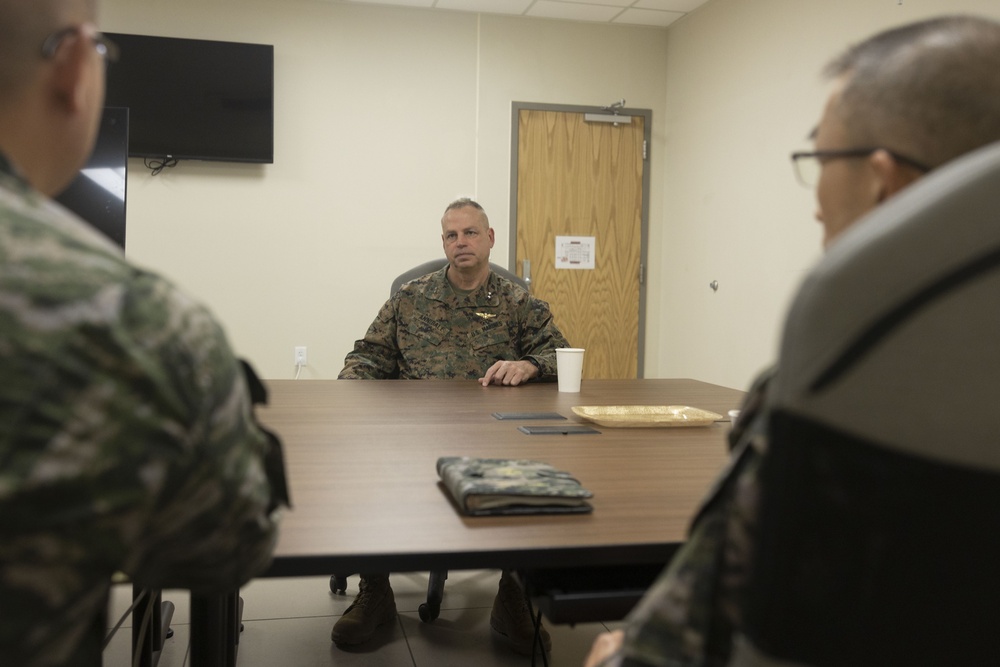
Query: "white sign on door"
555 235 596 270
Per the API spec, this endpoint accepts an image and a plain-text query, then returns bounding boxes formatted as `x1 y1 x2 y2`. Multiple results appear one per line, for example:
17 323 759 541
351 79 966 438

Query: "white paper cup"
556 348 585 392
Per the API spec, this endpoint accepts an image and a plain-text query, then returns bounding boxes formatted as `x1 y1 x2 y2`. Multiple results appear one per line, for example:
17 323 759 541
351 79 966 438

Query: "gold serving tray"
571 405 724 428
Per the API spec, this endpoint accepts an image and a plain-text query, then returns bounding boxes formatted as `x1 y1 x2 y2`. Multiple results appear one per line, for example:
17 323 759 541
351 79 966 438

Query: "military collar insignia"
475 312 498 319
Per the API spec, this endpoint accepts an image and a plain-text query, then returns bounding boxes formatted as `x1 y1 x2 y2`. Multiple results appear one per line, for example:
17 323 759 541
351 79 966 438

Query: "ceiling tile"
613 7 684 27
329 0 712 24
346 0 435 7
435 0 533 14
526 0 623 22
634 0 708 11
553 0 632 6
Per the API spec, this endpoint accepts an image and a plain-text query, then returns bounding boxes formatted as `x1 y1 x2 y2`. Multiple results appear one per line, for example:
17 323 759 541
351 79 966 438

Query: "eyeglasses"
790 148 932 187
41 26 119 63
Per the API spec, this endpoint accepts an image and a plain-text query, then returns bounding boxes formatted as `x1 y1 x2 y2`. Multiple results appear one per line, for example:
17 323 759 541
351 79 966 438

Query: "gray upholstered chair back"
390 259 527 296
733 140 1000 667
770 139 1000 461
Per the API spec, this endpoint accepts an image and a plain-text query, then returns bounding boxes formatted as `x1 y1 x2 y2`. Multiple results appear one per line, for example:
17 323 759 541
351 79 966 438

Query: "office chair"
330 258 528 622
388 258 528 297
731 141 1000 667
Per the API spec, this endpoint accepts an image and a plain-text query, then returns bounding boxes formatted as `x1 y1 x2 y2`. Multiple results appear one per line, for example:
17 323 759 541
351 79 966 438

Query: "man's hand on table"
479 359 539 386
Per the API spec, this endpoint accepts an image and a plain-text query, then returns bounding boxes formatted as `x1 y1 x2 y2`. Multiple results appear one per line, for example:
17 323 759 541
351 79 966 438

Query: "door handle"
521 259 532 291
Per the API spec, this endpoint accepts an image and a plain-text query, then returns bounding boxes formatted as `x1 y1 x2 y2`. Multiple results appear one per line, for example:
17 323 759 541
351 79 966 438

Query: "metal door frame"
509 101 651 378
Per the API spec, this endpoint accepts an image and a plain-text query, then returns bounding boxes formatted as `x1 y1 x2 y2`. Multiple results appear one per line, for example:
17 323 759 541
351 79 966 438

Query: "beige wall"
100 0 670 381
100 0 1000 388
659 0 1000 390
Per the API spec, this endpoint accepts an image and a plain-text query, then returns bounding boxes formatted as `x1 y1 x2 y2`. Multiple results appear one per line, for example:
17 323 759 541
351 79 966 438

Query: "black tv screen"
104 33 274 164
56 107 128 248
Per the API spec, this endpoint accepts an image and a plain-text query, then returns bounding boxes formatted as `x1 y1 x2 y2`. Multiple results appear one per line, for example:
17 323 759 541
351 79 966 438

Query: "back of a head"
0 2 49 107
826 15 1000 169
0 0 95 111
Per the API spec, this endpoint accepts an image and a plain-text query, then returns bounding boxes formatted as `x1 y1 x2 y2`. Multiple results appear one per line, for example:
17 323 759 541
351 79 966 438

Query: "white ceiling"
326 0 711 28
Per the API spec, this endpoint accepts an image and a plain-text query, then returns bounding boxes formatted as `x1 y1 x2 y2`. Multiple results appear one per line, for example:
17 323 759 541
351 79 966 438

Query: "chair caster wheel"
330 575 347 594
418 603 440 623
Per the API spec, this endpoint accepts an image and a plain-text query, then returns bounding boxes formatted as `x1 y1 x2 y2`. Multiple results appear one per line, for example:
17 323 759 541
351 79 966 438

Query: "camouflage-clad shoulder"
1 178 279 665
338 294 403 379
110 269 280 591
2 188 254 448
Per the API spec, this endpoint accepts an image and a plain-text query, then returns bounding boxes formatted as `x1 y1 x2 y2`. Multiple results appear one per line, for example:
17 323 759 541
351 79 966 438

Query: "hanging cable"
143 157 178 175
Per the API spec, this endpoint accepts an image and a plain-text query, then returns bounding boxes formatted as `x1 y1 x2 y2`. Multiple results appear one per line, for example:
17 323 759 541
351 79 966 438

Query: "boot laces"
345 578 382 614
500 577 532 619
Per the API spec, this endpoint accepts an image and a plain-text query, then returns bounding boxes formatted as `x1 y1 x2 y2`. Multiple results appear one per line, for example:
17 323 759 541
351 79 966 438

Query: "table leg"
189 591 240 667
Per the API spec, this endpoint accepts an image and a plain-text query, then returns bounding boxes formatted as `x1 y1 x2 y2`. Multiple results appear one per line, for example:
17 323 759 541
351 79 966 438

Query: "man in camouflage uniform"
340 198 567 385
0 2 287 665
584 14 1000 667
335 198 570 654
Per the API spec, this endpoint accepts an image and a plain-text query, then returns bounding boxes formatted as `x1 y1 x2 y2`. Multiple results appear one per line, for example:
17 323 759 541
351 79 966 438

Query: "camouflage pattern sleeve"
339 297 402 379
514 292 570 381
116 272 282 593
618 510 730 667
0 168 282 666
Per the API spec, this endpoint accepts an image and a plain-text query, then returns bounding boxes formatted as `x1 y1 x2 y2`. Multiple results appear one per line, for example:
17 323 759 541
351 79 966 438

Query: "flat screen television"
56 107 128 249
103 32 274 164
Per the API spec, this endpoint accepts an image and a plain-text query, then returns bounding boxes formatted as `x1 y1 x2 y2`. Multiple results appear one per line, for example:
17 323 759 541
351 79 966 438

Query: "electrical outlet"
294 346 307 366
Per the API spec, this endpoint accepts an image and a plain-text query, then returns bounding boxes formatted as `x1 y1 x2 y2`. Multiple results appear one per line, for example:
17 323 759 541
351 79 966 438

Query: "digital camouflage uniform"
339 266 569 380
598 370 772 667
0 154 286 667
435 456 594 515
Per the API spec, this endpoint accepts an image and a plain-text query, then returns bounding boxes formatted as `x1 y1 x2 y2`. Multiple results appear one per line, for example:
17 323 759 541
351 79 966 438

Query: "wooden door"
512 106 648 379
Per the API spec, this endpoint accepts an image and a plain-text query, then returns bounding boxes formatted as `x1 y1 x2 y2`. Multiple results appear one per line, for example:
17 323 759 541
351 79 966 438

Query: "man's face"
441 206 495 271
812 82 883 249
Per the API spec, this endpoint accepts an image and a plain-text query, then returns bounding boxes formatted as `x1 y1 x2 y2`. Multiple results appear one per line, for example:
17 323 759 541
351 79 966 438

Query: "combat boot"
490 570 552 655
330 574 397 646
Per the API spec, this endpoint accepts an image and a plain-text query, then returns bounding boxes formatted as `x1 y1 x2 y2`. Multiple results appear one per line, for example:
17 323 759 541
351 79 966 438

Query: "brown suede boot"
330 574 397 646
489 570 552 655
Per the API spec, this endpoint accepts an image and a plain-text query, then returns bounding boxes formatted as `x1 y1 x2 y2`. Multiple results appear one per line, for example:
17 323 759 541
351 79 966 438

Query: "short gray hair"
825 15 1000 169
442 198 490 228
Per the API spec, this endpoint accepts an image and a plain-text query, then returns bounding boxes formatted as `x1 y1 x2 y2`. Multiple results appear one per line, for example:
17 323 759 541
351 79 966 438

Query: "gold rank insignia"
475 312 498 319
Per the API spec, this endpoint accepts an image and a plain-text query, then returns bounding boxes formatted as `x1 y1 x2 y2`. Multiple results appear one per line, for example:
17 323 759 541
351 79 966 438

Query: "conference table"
187 377 745 666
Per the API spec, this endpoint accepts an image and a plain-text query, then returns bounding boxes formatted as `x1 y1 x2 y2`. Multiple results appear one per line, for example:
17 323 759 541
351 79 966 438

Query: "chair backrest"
735 141 1000 667
389 259 527 296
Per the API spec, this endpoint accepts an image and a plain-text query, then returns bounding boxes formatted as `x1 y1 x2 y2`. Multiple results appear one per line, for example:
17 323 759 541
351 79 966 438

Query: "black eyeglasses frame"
790 148 932 187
